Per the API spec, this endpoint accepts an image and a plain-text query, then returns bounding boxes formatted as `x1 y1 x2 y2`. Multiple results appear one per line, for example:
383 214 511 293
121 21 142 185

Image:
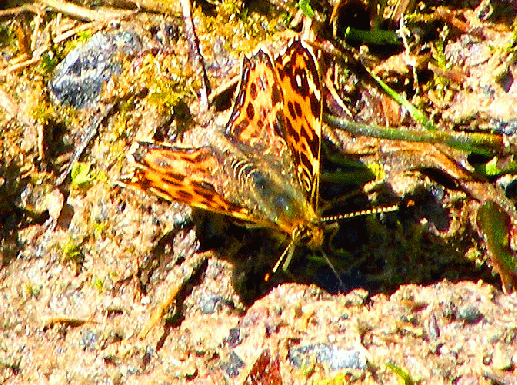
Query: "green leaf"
298 0 314 18
477 201 517 293
70 162 92 187
386 363 415 385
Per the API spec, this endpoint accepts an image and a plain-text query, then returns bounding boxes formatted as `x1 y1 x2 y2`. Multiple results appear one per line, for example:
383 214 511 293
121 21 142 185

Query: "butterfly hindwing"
226 47 287 160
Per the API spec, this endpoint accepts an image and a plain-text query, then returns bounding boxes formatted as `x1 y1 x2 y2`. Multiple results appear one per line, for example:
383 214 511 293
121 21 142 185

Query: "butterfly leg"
325 222 368 274
267 241 296 281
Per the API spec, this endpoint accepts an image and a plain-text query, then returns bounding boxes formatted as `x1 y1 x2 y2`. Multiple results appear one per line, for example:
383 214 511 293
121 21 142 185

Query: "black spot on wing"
250 82 257 100
176 189 193 200
193 181 218 201
294 101 302 118
307 127 319 159
287 101 296 119
310 93 320 118
272 84 282 105
299 151 311 174
273 110 286 137
246 102 255 120
284 115 299 142
163 172 185 184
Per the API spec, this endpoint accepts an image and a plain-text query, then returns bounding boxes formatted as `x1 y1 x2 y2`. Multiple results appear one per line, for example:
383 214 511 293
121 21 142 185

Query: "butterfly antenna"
321 204 399 223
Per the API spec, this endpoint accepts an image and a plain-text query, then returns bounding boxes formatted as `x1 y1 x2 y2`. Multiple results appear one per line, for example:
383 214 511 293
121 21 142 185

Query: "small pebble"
50 31 142 108
289 343 367 371
457 306 482 324
220 351 244 378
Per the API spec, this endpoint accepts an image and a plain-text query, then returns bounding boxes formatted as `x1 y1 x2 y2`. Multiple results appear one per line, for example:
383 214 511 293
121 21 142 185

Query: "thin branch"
180 0 211 108
36 0 135 22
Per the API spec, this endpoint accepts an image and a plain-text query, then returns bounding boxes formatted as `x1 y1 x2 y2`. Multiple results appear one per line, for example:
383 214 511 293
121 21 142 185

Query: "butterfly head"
291 221 324 250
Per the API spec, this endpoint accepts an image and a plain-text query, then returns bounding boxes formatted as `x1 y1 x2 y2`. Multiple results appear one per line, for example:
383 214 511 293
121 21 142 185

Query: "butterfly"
124 39 325 275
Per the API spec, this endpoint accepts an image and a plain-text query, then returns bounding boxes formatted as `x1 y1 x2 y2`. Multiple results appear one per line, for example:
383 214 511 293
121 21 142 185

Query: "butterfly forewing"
274 40 322 209
127 142 253 221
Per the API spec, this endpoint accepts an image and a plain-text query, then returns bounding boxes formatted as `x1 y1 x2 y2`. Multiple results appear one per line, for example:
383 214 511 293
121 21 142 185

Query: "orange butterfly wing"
124 40 322 236
274 40 322 209
126 141 253 221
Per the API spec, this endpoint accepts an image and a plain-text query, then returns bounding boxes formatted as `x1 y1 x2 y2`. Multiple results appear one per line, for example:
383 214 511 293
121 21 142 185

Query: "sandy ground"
1 0 517 383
